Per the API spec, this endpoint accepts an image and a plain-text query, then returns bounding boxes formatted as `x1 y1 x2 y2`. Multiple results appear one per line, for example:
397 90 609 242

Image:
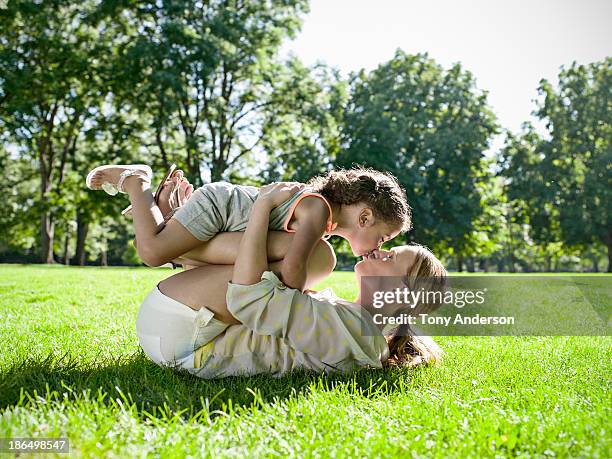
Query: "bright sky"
281 0 612 150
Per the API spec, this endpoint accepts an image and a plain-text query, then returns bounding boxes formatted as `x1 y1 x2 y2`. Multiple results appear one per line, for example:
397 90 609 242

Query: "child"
86 165 411 290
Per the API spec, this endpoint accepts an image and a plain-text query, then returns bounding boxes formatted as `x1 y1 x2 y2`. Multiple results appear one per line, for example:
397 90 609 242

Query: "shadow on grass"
0 350 426 419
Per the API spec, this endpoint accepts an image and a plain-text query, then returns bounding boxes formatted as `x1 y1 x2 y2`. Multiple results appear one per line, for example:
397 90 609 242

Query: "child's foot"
86 164 152 195
156 170 194 218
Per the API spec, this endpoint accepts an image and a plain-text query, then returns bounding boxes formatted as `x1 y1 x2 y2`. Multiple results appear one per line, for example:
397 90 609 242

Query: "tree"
503 60 611 271
499 124 564 271
0 146 39 260
536 59 612 271
338 51 498 268
260 61 347 183
97 0 310 184
0 0 102 262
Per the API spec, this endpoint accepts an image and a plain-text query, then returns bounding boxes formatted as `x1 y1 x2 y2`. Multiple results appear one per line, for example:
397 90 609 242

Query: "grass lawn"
0 265 610 457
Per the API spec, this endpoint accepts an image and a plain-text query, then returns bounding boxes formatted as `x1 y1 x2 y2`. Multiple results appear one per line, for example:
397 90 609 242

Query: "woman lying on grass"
132 180 446 377
86 164 446 376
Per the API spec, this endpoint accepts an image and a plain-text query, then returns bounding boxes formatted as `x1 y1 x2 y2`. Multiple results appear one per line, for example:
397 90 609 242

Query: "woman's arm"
232 182 306 285
231 200 273 285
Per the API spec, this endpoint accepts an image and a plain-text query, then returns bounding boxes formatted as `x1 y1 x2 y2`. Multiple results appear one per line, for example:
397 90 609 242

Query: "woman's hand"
256 182 307 208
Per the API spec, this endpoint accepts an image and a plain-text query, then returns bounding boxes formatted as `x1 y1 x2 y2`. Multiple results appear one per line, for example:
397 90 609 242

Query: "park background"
0 0 610 271
1 2 610 457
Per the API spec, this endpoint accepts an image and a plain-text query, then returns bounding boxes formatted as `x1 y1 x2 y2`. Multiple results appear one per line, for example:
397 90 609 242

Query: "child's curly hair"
307 166 412 232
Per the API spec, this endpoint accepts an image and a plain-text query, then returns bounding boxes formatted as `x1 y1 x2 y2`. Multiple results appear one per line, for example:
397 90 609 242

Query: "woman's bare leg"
180 231 294 265
158 239 337 325
159 264 239 324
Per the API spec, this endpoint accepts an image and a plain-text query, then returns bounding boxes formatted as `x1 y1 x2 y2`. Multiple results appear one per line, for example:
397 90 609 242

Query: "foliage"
501 59 611 271
0 0 103 262
337 51 499 264
0 2 609 271
96 0 310 184
261 62 348 183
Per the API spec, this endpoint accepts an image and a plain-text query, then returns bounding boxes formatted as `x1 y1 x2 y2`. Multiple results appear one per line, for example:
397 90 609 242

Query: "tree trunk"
497 259 505 272
39 167 54 264
75 211 89 266
478 258 488 272
210 167 223 182
210 156 228 183
591 256 599 273
507 252 516 273
602 234 612 273
100 249 107 267
37 103 59 264
185 141 203 186
155 124 169 170
40 212 55 264
63 234 70 265
188 156 203 186
456 253 464 272
545 255 552 272
466 257 475 272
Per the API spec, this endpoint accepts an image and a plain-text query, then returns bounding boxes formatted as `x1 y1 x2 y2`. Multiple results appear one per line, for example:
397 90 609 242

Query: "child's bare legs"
89 167 202 266
124 177 203 266
158 238 336 324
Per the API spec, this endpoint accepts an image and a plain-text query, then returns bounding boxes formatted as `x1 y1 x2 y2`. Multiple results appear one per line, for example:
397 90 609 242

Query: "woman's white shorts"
136 286 229 371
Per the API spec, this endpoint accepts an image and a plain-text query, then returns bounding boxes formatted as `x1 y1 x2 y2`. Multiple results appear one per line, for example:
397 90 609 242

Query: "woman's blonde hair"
384 243 448 368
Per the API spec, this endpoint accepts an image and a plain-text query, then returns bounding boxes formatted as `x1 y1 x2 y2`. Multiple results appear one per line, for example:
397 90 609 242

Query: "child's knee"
137 240 167 267
309 240 336 279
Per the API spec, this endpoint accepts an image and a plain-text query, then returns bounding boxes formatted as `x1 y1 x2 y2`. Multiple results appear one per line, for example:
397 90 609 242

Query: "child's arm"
232 183 306 285
279 197 330 291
